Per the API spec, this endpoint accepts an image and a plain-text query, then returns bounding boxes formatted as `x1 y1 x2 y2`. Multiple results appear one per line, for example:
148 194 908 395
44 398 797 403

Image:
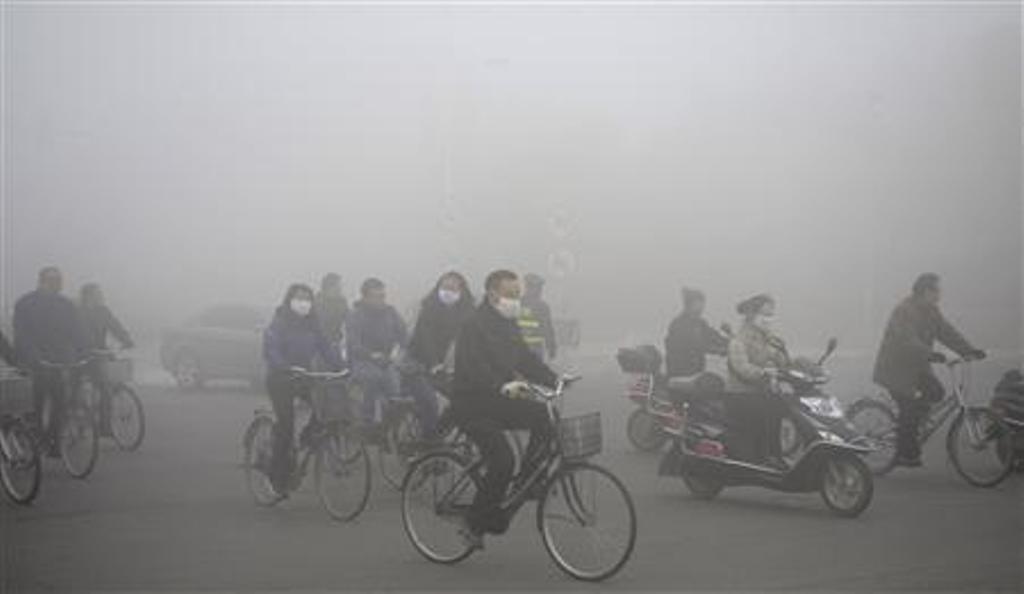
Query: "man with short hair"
14 267 83 452
664 287 729 378
346 278 408 432
873 273 985 467
452 270 558 547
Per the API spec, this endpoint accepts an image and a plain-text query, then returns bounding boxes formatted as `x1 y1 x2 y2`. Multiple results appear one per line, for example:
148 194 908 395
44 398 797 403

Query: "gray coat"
726 322 790 394
872 296 975 395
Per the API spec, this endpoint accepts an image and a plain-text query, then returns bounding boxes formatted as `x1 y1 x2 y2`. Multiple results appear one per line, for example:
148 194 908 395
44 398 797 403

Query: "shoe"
457 517 485 552
895 455 923 468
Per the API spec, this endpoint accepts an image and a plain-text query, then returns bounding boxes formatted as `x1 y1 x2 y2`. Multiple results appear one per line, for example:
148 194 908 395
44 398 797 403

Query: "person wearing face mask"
403 271 476 439
726 293 793 469
346 278 409 435
263 283 344 495
451 270 559 547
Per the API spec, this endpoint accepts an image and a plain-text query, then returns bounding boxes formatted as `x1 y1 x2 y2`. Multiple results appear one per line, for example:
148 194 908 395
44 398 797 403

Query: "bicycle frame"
916 359 975 445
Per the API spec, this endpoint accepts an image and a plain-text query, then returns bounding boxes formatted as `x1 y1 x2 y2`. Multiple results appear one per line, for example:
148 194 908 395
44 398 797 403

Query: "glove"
500 380 531 399
928 352 947 364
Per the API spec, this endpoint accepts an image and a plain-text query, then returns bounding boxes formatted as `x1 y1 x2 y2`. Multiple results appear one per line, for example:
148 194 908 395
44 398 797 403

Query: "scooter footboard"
784 443 868 490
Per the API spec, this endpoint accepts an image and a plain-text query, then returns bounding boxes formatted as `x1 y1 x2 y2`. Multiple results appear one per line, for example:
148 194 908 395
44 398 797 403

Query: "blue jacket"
345 301 408 363
263 306 343 372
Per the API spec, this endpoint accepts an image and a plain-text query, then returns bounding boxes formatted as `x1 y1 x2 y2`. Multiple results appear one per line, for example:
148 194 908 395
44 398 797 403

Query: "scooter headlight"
801 396 845 419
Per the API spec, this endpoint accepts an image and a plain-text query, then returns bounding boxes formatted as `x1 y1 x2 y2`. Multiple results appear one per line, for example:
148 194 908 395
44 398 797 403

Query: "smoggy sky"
2 2 1020 353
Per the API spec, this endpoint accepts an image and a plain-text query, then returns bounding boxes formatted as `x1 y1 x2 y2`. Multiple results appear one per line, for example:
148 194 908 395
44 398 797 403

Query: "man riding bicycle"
77 283 135 436
873 273 985 468
13 267 84 455
451 269 558 547
263 283 345 496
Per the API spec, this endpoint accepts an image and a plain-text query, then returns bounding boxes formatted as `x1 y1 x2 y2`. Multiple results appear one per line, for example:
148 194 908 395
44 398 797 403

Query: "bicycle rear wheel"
0 419 41 505
61 393 99 479
947 407 1014 488
243 415 282 506
110 385 146 452
315 426 372 522
538 461 637 582
401 450 479 565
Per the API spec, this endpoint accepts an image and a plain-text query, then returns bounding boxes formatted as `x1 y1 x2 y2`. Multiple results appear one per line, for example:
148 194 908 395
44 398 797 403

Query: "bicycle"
0 368 41 504
847 353 1014 486
242 368 372 522
85 350 145 452
36 358 99 479
401 376 638 582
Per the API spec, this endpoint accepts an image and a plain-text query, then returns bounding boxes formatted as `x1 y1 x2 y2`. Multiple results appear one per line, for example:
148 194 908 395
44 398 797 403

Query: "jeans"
352 360 401 425
454 397 553 534
892 372 945 459
401 372 440 436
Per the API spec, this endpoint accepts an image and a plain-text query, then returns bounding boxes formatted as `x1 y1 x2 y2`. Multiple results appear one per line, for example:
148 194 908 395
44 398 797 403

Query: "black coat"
78 304 134 350
407 294 474 369
0 330 15 366
13 290 83 366
452 301 558 405
664 312 728 377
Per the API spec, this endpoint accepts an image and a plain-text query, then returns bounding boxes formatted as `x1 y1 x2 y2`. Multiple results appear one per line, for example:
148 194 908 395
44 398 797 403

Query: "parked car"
160 304 267 390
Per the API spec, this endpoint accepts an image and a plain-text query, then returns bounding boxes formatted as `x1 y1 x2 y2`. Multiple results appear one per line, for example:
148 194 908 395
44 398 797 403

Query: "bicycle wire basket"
0 371 33 417
102 358 134 384
312 384 354 423
558 411 602 460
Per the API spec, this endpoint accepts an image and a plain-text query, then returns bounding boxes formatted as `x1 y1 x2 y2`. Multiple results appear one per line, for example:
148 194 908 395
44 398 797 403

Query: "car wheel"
173 351 204 390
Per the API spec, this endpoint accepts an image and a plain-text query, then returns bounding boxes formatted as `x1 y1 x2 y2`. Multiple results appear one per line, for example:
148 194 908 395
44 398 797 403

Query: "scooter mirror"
819 338 839 365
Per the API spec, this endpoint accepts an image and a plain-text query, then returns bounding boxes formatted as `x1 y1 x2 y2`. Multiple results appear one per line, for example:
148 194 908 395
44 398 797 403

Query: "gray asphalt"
2 365 1021 593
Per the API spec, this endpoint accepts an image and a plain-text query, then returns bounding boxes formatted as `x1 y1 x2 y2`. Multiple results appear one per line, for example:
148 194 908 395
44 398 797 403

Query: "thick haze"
2 3 1021 355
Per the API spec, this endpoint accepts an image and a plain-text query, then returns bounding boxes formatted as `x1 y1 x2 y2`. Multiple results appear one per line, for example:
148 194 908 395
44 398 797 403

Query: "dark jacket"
314 292 349 344
873 296 975 395
345 301 408 363
263 306 343 372
664 312 728 377
13 290 83 366
78 304 134 350
452 300 558 405
408 292 474 369
0 330 15 366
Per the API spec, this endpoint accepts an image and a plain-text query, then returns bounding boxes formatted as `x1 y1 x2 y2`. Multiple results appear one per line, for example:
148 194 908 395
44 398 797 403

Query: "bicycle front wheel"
0 419 42 505
243 415 282 506
401 450 479 565
379 408 422 490
61 398 99 479
315 426 371 522
947 407 1014 488
538 461 637 582
110 385 146 452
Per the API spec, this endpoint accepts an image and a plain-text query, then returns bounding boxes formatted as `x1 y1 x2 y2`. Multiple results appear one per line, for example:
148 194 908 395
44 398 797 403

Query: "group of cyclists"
661 272 987 470
1 266 136 456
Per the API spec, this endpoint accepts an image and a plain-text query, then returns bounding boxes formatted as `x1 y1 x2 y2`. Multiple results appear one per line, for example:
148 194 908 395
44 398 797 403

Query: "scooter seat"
667 372 725 401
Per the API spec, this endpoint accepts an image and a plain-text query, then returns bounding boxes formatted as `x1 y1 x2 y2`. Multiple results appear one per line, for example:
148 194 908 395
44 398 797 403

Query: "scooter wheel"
626 409 668 453
820 454 873 518
681 473 724 500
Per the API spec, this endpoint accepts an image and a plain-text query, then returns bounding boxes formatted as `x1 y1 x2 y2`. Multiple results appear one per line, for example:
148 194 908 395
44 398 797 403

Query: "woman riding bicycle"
404 271 475 440
263 283 344 496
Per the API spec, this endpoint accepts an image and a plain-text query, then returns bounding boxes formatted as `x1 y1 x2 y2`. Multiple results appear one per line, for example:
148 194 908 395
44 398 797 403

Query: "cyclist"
78 283 135 436
404 271 475 441
13 266 84 454
314 272 348 356
452 269 558 548
664 287 729 378
519 273 557 362
263 283 344 496
873 273 985 468
346 278 408 438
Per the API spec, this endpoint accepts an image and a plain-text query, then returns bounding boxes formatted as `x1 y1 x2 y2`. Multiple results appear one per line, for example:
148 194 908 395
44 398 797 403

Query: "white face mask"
495 297 522 320
290 299 313 317
438 289 461 306
753 314 775 333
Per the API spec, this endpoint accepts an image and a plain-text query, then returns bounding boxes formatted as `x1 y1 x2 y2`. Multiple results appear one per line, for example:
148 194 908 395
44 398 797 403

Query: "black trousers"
32 366 68 449
266 372 309 490
891 372 944 459
454 397 553 533
727 393 814 463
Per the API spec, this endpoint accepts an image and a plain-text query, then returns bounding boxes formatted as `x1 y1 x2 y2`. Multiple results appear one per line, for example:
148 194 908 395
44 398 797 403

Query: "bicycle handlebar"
37 358 92 370
288 367 352 383
526 374 583 401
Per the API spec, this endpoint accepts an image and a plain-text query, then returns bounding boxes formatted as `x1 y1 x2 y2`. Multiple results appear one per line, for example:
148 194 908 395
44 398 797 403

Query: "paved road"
2 366 1021 592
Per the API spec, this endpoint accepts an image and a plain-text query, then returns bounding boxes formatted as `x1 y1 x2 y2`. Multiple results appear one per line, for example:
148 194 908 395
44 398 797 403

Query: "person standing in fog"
404 271 476 439
519 273 557 362
13 267 84 454
664 287 729 378
347 278 408 436
77 283 135 436
314 272 348 357
873 273 985 468
262 283 344 496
